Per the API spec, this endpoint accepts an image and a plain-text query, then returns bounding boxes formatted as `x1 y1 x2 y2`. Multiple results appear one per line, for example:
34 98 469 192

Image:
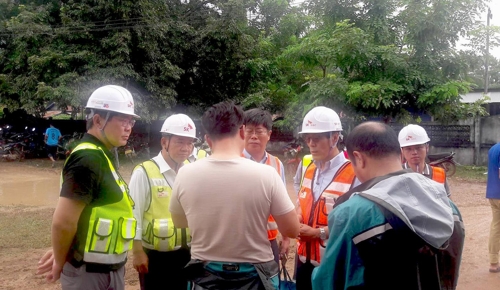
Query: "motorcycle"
122 134 150 165
428 152 457 177
0 141 24 161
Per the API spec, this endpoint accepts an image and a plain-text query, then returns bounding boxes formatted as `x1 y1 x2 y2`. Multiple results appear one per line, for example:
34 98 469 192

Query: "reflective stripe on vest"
139 160 191 251
431 166 446 184
297 157 355 265
67 142 136 265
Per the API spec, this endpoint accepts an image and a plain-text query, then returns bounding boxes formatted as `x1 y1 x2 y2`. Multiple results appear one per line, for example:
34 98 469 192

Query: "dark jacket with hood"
311 170 465 290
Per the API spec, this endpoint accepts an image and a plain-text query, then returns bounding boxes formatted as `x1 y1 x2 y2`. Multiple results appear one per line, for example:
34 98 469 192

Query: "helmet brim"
161 132 199 142
400 140 430 147
86 107 140 119
299 128 342 134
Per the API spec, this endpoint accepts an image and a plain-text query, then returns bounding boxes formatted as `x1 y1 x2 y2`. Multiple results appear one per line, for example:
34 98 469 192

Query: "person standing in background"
44 117 62 167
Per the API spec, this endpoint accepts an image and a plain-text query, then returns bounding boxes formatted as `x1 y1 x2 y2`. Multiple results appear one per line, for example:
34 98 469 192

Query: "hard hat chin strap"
329 132 338 150
165 135 180 172
98 111 114 149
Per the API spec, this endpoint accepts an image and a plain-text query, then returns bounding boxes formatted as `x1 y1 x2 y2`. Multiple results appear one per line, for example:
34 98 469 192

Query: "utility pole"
485 7 492 95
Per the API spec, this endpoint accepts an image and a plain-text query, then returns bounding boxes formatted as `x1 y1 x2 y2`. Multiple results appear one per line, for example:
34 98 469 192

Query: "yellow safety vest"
138 160 191 251
66 142 136 265
184 149 209 164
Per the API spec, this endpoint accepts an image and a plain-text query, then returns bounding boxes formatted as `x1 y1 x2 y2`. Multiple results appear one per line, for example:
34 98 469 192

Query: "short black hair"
244 108 273 131
345 122 401 160
202 101 244 141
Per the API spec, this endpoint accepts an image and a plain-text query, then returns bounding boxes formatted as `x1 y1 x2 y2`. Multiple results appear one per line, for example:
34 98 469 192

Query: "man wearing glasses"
129 114 198 290
242 108 291 269
37 85 140 289
398 124 450 196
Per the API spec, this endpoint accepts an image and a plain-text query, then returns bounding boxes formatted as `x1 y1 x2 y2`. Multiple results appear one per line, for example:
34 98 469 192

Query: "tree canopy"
0 0 496 124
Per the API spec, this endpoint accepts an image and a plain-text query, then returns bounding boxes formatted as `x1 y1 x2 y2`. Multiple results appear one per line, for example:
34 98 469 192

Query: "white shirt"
129 152 177 242
293 152 361 200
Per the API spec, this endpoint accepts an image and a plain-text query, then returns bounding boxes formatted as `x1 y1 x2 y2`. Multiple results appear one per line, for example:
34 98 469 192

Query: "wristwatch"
319 227 327 240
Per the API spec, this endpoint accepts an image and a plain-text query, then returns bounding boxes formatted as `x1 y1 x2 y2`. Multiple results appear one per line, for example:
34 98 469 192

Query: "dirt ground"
0 159 499 289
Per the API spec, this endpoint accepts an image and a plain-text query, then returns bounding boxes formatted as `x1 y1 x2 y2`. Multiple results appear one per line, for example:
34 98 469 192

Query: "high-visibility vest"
138 160 191 251
184 149 209 164
198 149 209 159
241 152 284 241
67 143 136 265
431 166 446 184
297 155 355 266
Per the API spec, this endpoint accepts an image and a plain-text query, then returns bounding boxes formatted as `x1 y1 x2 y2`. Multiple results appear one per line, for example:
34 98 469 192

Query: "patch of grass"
0 206 53 249
452 165 487 182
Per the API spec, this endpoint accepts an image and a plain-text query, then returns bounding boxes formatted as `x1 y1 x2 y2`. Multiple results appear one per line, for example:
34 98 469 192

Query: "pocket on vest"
89 218 114 253
152 219 175 251
115 217 136 254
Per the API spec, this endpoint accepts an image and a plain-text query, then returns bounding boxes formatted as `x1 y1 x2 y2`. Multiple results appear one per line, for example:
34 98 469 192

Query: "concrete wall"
427 116 500 166
429 146 474 165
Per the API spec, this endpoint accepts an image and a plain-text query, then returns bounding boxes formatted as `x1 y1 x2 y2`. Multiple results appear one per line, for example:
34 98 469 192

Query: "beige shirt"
169 157 295 263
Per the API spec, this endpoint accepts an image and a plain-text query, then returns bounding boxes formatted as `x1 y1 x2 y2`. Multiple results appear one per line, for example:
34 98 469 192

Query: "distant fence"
3 114 499 166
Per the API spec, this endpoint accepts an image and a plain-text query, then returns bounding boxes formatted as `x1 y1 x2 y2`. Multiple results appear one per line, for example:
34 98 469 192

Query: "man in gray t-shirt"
170 101 299 290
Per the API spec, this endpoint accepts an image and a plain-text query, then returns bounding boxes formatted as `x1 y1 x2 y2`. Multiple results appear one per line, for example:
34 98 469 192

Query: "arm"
48 197 85 282
274 210 299 238
293 161 303 195
312 196 388 290
129 167 149 273
271 171 299 238
170 171 188 228
171 213 189 228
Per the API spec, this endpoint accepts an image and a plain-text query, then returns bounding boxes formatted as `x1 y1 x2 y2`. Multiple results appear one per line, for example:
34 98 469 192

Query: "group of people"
36 84 466 290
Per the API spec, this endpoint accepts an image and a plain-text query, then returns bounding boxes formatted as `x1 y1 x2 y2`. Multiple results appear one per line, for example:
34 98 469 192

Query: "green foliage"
0 0 492 127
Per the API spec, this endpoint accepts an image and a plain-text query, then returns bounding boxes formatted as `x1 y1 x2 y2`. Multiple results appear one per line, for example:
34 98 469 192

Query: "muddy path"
0 160 498 289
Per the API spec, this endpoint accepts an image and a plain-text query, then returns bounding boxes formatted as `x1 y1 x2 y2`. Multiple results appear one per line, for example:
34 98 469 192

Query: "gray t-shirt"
170 157 295 263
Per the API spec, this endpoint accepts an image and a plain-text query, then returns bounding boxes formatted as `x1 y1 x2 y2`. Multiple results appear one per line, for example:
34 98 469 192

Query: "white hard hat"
398 124 430 147
86 85 140 118
299 106 342 134
160 114 198 140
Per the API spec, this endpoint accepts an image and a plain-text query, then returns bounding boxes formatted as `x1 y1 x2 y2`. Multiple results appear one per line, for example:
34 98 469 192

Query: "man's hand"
46 262 64 283
36 249 54 276
133 243 149 274
279 237 291 261
298 224 320 241
36 249 63 283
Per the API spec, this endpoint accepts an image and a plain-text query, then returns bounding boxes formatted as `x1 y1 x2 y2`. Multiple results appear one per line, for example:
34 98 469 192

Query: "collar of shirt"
311 152 349 201
313 151 347 173
242 148 268 164
403 162 431 175
151 151 176 175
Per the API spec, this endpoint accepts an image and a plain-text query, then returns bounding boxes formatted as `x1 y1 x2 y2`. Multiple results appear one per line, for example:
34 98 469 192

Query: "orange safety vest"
431 166 446 184
297 158 356 266
241 152 283 241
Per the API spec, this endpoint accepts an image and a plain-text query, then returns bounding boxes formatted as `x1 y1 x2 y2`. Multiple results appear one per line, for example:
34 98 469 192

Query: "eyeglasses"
115 117 136 128
245 128 268 136
303 135 328 144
